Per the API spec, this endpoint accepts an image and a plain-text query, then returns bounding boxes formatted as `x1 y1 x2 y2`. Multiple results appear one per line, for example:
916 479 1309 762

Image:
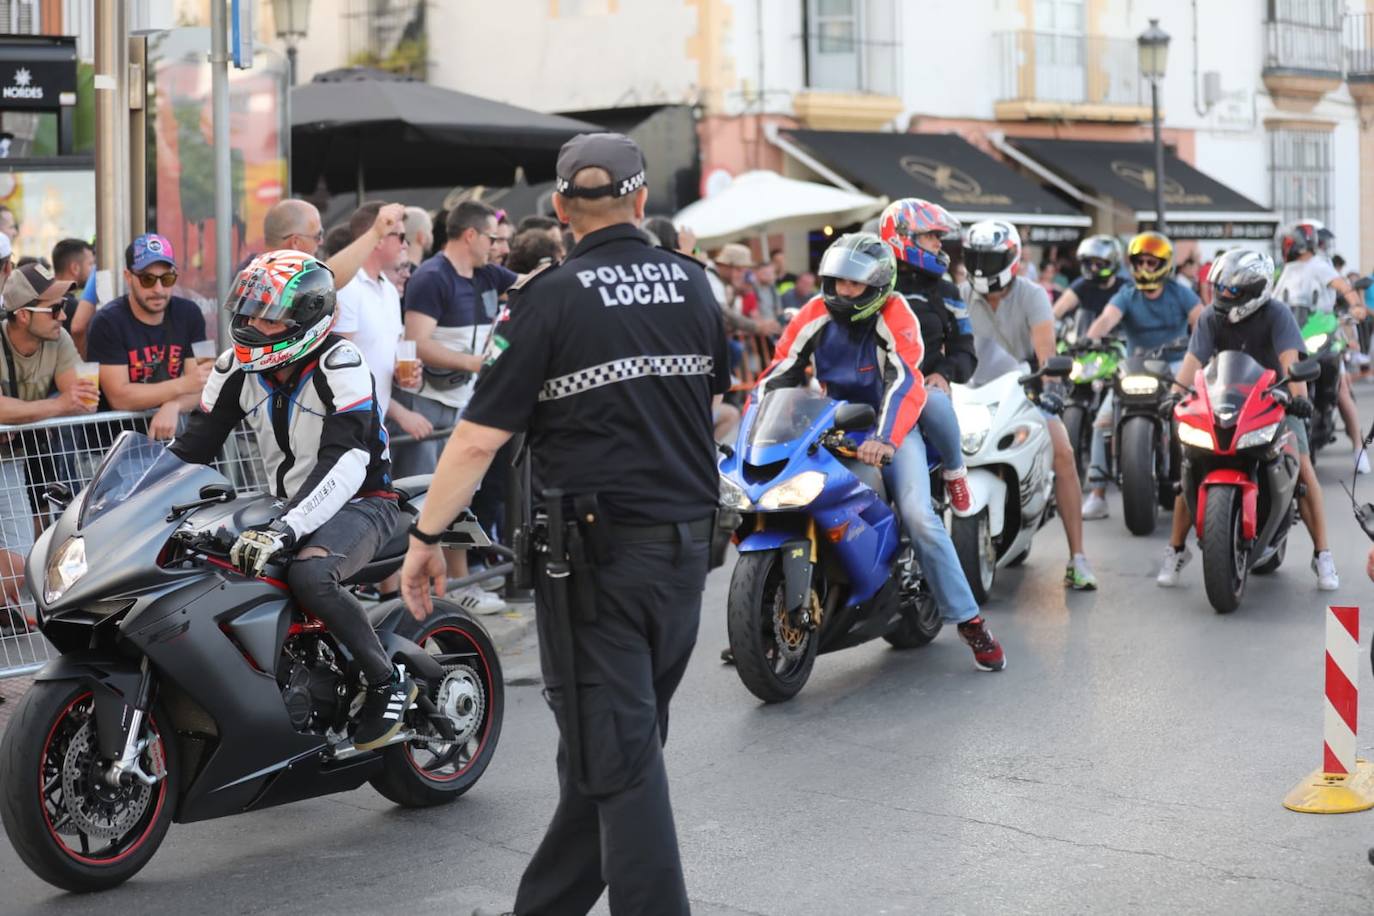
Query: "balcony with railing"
1262 4 1344 110
793 33 903 130
993 30 1148 122
1347 12 1374 89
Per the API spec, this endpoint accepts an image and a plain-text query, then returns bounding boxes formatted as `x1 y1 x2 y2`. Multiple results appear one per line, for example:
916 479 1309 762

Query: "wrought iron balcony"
1264 18 1343 76
994 30 1143 113
1347 12 1374 80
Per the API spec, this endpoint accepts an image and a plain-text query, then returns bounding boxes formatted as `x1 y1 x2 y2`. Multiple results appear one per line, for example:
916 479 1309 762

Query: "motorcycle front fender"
34 652 145 761
736 533 813 612
1196 469 1258 541
957 468 1007 537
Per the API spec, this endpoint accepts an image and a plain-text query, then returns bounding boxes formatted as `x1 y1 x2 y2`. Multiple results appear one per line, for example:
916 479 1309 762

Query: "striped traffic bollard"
1284 606 1374 813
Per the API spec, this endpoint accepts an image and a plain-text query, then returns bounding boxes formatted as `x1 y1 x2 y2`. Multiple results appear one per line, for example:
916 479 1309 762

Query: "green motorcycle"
1057 335 1126 485
1293 303 1348 461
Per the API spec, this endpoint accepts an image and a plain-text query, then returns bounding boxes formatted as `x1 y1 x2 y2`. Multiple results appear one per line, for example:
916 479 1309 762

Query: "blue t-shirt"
1108 280 1199 354
86 295 207 410
402 255 517 329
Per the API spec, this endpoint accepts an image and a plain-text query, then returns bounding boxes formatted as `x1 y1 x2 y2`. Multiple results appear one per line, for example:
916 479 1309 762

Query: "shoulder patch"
323 342 363 370
509 259 557 293
214 349 235 373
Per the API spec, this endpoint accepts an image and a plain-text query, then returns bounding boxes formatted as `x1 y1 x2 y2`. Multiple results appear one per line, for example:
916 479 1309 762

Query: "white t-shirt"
1273 255 1340 313
335 268 403 418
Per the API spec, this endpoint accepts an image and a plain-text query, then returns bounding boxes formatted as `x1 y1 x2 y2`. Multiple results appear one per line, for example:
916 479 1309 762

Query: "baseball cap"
555 132 646 199
715 243 753 268
127 233 175 272
3 261 73 314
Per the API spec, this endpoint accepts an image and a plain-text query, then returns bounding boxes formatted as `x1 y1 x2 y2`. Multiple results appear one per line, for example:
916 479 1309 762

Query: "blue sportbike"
718 387 941 703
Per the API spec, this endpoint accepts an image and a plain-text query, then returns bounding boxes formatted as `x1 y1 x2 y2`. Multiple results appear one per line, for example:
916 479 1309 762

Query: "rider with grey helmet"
1156 248 1340 591
1052 235 1128 339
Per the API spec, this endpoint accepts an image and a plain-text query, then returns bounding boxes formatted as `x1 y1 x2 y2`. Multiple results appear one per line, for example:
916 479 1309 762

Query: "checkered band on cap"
538 354 715 402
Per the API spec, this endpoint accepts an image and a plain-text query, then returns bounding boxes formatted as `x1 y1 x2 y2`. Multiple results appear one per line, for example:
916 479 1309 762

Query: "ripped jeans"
286 495 401 685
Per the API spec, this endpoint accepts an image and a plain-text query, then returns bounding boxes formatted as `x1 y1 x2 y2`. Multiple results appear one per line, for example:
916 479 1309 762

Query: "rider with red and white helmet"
171 250 416 752
878 198 976 513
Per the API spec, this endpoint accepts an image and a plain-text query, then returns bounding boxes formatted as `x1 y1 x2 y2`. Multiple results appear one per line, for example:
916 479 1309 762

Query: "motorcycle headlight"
1178 423 1215 451
758 471 827 510
1120 374 1160 396
719 475 751 511
955 402 993 455
1236 421 1281 450
45 536 86 604
1304 333 1328 352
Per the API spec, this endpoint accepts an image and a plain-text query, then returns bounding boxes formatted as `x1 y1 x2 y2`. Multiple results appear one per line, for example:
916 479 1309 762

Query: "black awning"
1009 138 1278 240
779 129 1089 229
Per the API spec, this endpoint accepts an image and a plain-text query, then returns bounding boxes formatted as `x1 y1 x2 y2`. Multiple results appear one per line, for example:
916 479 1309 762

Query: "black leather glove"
1038 391 1065 416
1159 393 1182 420
229 520 295 577
1286 395 1313 419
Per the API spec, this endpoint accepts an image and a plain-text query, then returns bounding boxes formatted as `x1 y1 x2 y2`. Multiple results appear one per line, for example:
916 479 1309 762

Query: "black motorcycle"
1112 338 1189 536
0 432 504 892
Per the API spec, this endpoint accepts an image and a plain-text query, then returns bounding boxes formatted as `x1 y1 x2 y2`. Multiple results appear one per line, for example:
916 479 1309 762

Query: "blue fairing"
722 389 901 605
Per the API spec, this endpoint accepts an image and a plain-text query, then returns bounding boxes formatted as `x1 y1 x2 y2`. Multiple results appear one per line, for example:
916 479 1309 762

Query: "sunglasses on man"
17 302 64 317
134 271 177 289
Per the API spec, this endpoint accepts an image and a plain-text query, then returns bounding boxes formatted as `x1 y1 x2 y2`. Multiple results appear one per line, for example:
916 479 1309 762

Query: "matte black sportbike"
0 433 503 892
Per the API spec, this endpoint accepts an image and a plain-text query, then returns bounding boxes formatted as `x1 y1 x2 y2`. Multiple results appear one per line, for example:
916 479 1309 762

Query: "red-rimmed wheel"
0 682 176 892
371 608 503 807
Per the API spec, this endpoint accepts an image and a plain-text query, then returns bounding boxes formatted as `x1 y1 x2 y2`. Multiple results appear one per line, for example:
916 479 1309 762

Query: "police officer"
400 132 730 916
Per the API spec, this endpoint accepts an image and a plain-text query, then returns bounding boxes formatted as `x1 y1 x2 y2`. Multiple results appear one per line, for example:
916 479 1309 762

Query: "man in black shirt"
401 133 729 916
1052 235 1127 339
1156 248 1339 591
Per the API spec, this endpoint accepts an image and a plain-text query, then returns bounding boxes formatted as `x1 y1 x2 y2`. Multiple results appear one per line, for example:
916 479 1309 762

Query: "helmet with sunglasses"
226 250 337 373
878 198 961 278
818 232 897 324
1126 231 1174 291
1277 219 1334 262
964 220 1022 295
1209 248 1274 325
1076 234 1124 281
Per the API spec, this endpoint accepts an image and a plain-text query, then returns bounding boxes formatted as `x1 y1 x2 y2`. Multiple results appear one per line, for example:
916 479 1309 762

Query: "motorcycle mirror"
1042 355 1074 378
43 482 73 510
1288 358 1321 383
199 482 236 503
833 403 877 432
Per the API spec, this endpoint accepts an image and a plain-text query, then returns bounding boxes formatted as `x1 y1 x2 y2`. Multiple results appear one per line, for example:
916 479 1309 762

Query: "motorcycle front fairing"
720 389 899 606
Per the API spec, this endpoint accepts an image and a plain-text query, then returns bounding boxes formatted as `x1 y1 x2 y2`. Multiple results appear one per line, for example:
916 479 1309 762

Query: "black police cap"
555 132 646 200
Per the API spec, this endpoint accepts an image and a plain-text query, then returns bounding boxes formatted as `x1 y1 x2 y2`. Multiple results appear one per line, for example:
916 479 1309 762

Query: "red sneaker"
944 469 971 514
957 616 1006 672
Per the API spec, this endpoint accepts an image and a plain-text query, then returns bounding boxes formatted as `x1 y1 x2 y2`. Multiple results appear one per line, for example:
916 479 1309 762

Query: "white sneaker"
1313 551 1339 591
1357 450 1371 475
453 584 506 616
1156 545 1192 587
1081 491 1109 520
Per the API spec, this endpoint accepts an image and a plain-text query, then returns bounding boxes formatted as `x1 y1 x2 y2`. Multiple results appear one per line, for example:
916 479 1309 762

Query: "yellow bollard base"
1283 759 1374 813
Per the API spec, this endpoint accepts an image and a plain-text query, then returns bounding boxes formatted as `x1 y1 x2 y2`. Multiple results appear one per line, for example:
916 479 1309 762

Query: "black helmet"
227 250 337 373
1210 249 1274 325
818 232 897 323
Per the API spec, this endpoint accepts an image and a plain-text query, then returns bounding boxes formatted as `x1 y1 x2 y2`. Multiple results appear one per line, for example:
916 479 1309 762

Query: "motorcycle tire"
372 609 504 807
884 589 942 649
726 551 818 704
1120 417 1160 536
1201 486 1248 614
1061 404 1090 487
0 680 176 893
952 508 996 604
1253 533 1287 575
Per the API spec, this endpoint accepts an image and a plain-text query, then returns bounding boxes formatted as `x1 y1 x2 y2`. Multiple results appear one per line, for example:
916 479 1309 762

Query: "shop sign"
1025 225 1083 243
1144 220 1278 240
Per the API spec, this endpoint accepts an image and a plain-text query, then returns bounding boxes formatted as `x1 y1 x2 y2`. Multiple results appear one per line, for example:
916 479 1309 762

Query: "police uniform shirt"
463 223 732 524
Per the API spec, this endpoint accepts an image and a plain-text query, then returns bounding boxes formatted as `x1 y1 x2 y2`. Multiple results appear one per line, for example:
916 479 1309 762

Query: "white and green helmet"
227 250 337 373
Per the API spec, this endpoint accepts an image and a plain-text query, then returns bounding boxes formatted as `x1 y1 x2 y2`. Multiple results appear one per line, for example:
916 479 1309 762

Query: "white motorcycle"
947 356 1072 603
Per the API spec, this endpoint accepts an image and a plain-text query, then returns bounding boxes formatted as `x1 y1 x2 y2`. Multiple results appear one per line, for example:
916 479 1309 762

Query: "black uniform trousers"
514 533 709 916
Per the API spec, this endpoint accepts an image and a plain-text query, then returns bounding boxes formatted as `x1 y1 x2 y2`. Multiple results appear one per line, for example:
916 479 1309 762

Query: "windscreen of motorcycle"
1203 350 1267 430
747 388 833 451
81 431 190 527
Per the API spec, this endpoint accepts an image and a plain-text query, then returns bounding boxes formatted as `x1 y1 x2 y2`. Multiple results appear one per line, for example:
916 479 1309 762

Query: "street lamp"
272 0 312 86
1138 18 1171 235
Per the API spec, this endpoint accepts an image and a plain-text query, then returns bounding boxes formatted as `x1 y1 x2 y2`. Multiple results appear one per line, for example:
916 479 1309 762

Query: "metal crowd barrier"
728 333 776 393
0 410 268 678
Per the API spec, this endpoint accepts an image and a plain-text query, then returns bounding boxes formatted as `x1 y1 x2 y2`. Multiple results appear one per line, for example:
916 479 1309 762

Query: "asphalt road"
6 413 1374 914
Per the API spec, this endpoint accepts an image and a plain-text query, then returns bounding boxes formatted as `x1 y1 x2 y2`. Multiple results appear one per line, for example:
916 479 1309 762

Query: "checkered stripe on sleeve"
538 354 715 402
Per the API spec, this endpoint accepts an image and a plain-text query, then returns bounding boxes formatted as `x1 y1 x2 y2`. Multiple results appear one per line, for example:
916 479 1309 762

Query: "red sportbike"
1174 350 1321 613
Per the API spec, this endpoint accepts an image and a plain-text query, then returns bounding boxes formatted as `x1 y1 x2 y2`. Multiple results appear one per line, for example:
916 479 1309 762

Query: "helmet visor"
818 244 889 287
964 246 1014 279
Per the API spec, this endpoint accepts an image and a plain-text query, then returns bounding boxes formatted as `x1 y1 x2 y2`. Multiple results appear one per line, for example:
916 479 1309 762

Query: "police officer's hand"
857 438 894 467
401 541 447 622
